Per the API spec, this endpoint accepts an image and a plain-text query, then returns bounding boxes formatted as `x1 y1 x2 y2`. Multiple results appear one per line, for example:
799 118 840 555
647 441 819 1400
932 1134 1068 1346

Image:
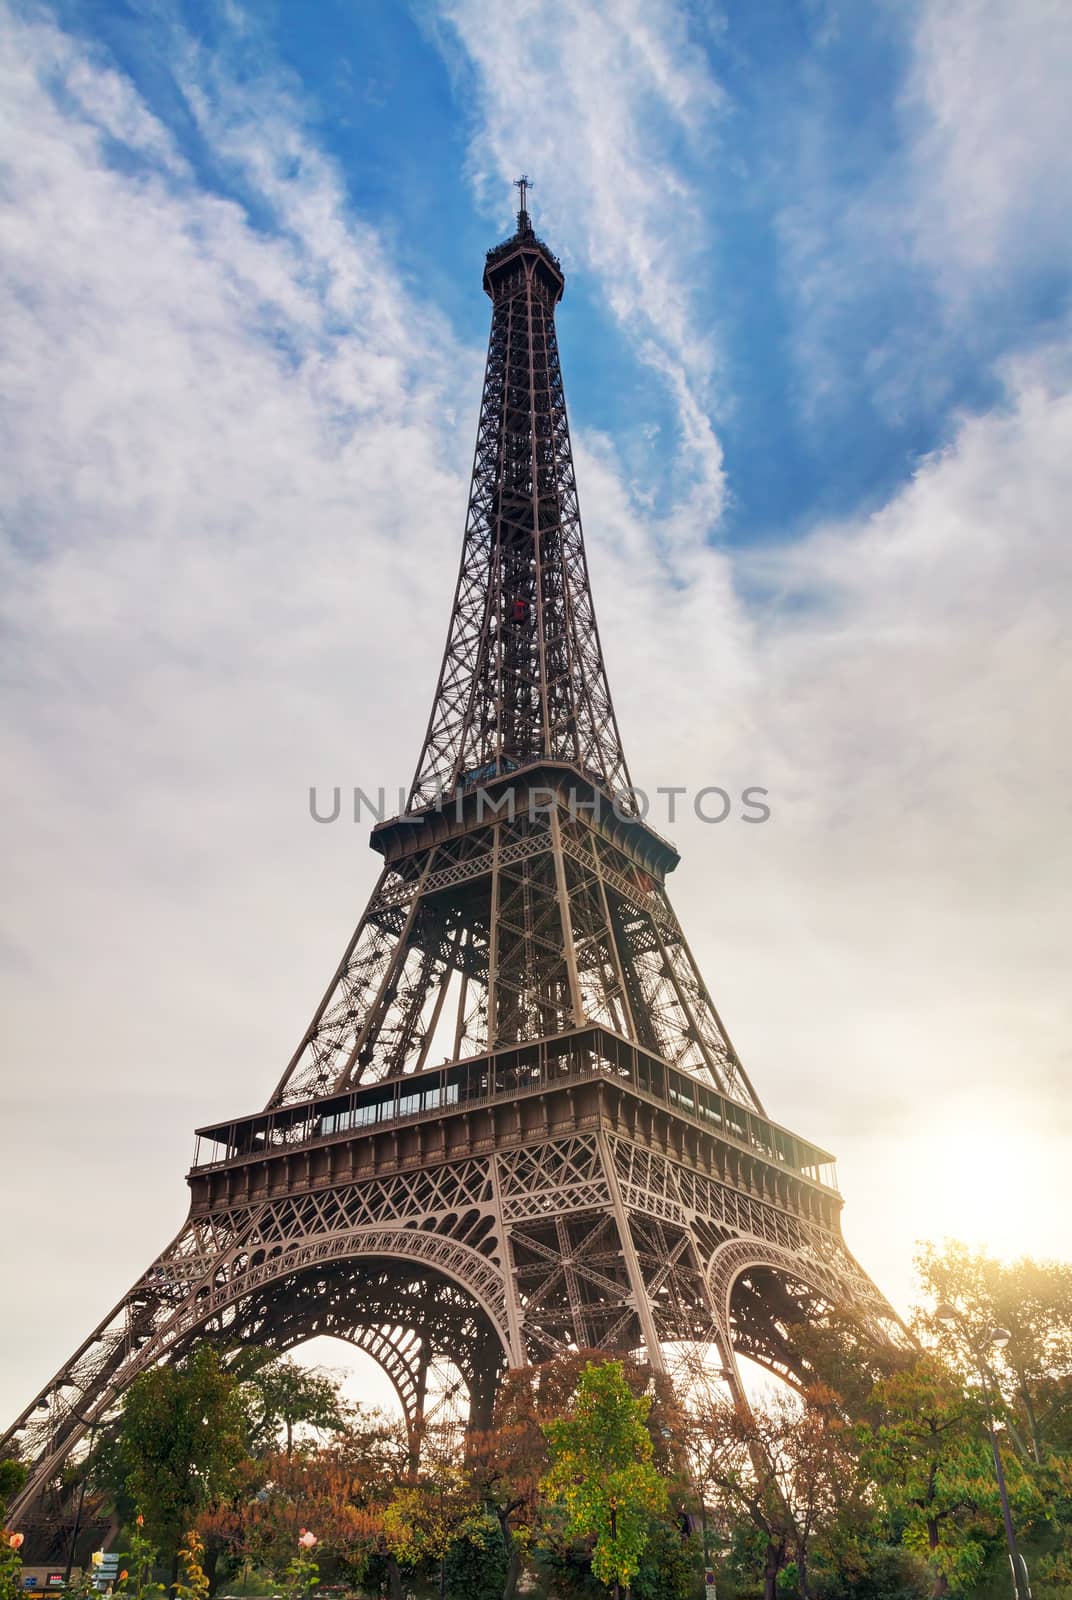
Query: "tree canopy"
541 1359 670 1591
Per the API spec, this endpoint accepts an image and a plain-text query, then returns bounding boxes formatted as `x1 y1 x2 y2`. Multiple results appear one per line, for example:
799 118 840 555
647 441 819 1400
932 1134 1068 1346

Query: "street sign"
704 1570 717 1600
92 1555 120 1592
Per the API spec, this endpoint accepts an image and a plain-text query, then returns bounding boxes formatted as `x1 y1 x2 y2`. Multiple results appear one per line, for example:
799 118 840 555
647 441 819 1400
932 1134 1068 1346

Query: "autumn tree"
196 1404 410 1595
789 1307 912 1426
467 1354 601 1598
693 1384 860 1600
541 1360 669 1597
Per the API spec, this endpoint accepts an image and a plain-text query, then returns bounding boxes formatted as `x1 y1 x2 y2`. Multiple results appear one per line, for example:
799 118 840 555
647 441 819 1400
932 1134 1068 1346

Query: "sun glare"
898 1115 1061 1263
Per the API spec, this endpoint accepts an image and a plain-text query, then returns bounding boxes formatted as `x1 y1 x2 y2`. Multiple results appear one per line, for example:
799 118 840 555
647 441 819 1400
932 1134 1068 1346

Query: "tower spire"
514 172 531 232
408 193 632 814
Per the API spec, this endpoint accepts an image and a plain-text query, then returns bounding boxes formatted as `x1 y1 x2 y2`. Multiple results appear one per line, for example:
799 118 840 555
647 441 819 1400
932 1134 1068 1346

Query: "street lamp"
36 1398 101 1588
934 1303 1031 1600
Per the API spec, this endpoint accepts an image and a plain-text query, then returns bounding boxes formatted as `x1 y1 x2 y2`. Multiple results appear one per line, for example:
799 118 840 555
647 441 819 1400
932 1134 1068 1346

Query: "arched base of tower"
201 1256 505 1445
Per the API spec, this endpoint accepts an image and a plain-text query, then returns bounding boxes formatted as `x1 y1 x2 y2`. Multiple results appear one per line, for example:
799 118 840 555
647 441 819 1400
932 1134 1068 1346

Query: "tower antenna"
514 173 532 230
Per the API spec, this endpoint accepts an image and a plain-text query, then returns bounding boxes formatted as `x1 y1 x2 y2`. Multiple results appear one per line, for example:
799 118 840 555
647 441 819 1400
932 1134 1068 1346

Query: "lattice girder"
409 223 630 814
271 785 762 1110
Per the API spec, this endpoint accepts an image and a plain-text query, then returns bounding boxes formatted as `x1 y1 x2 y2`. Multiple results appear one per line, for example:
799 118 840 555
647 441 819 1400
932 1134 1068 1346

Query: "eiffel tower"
3 189 899 1538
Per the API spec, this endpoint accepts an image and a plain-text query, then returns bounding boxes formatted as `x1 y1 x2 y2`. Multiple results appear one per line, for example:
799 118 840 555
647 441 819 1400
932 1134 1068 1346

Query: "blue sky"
1 0 1071 1421
25 0 1064 545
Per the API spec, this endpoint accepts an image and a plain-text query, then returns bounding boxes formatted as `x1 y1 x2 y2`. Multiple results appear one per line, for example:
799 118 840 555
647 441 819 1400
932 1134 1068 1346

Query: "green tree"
541 1360 669 1596
242 1359 346 1458
630 1515 695 1600
862 1354 1041 1594
813 1540 933 1600
0 1463 26 1512
109 1348 251 1563
442 1510 509 1600
916 1242 1072 1463
382 1460 472 1589
468 1354 610 1600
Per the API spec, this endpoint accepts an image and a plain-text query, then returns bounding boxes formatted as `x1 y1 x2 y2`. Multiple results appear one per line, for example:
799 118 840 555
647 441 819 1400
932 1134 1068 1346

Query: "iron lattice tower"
3 200 900 1544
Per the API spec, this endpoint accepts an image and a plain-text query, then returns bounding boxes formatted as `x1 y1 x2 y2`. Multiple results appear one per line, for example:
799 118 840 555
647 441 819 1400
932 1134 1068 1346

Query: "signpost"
90 1554 120 1592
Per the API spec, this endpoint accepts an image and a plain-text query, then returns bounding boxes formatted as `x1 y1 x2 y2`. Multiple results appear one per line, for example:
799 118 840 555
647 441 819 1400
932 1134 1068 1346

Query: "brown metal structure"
3 200 899 1537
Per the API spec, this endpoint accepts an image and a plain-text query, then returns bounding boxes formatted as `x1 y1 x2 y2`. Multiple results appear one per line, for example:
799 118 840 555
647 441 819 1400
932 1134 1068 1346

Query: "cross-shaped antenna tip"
514 174 532 224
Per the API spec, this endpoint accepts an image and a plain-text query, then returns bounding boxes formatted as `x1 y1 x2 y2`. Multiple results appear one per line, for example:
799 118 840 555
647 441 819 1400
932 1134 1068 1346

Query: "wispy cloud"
433 0 729 525
771 0 1072 426
902 0 1072 291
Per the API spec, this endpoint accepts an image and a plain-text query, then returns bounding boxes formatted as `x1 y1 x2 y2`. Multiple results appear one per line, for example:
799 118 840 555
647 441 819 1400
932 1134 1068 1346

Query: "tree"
382 1471 468 1569
692 1384 861 1600
815 1542 933 1600
196 1408 408 1594
0 1463 26 1512
541 1360 669 1596
630 1515 695 1600
788 1308 911 1426
862 1354 1041 1595
442 1510 509 1600
242 1359 346 1458
467 1354 601 1599
916 1242 1072 1463
107 1348 252 1564
466 1352 659 1598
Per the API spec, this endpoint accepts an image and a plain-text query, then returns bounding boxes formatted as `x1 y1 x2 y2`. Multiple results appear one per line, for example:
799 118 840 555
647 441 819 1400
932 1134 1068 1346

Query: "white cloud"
775 0 1072 415
903 0 1072 289
433 0 729 524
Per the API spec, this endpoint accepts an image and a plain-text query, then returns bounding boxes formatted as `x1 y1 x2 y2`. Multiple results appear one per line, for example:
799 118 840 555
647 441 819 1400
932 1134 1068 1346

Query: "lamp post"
934 1303 1032 1600
35 1399 99 1588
